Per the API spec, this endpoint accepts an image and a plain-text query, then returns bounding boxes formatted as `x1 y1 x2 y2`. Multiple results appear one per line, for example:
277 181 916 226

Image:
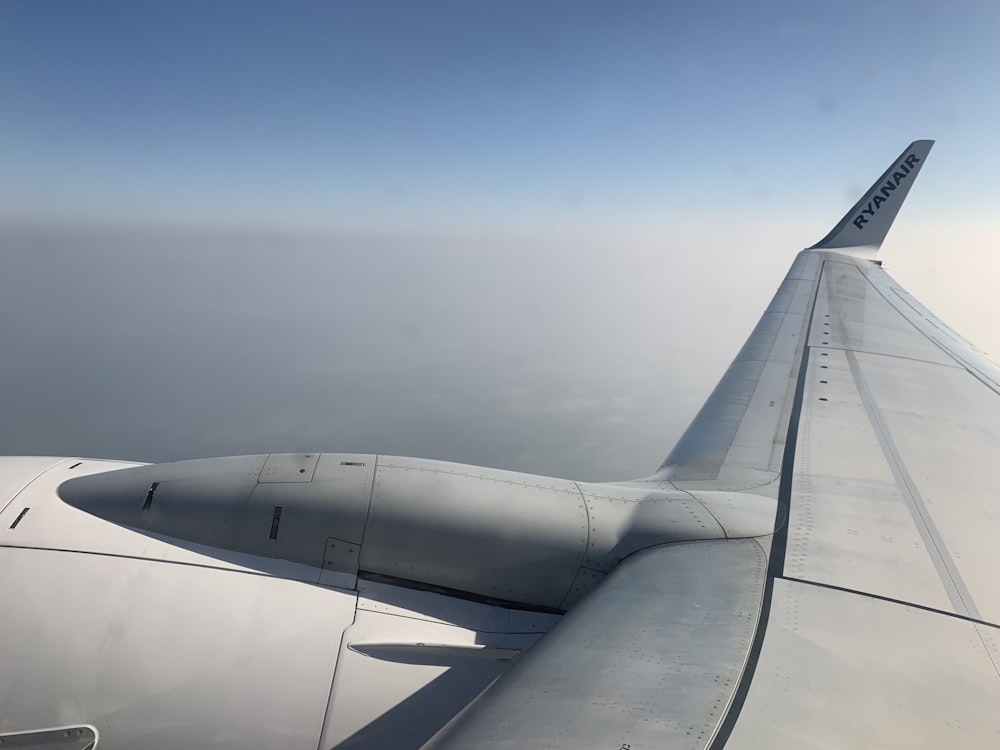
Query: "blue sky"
3 1 999 233
2 2 1000 476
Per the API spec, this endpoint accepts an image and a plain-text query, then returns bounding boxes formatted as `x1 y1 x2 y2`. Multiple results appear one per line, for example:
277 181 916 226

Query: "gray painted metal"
719 243 1000 742
809 140 933 250
360 456 589 608
689 490 784 538
57 453 375 572
787 344 957 612
0 456 66 513
0 726 96 749
857 350 1000 620
576 488 720 573
656 250 819 490
0 544 356 749
320 605 548 750
724 578 1000 748
59 453 777 611
424 540 767 750
258 451 320 482
0 457 350 587
0 457 566 749
782 253 1000 623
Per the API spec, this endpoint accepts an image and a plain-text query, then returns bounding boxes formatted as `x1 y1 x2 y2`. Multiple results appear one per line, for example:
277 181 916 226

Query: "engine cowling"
59 452 776 611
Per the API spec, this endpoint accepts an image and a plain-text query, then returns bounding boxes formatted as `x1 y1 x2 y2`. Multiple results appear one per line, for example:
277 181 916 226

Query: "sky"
2 1 999 480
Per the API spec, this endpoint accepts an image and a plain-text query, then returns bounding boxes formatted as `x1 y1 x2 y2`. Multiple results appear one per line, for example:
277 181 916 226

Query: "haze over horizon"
3 1 999 480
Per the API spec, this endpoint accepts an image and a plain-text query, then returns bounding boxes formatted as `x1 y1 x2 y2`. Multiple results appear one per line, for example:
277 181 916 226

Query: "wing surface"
652 247 818 490
425 540 767 750
653 140 933 494
719 248 1000 748
422 141 1000 748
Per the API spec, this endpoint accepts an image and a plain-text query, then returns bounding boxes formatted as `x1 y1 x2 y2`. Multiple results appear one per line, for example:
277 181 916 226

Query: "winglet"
810 140 934 251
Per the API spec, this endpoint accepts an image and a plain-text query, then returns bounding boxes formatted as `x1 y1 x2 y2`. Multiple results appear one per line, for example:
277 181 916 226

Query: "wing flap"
722 577 1000 748
423 540 767 750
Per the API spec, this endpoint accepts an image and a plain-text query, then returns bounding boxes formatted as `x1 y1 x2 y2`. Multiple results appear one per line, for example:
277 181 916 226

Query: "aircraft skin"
4 140 1000 748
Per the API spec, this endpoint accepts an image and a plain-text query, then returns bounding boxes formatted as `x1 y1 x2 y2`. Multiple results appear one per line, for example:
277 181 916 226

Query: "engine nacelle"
59 453 776 610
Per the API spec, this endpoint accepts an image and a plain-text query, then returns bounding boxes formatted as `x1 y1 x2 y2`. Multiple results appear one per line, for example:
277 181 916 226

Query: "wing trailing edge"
810 139 934 251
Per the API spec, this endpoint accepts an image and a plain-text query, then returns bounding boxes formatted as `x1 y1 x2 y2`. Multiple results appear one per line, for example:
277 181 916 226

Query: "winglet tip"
810 140 934 252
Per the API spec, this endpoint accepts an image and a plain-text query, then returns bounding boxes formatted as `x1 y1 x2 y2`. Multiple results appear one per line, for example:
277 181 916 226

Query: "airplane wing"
6 141 999 749
425 140 1000 749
